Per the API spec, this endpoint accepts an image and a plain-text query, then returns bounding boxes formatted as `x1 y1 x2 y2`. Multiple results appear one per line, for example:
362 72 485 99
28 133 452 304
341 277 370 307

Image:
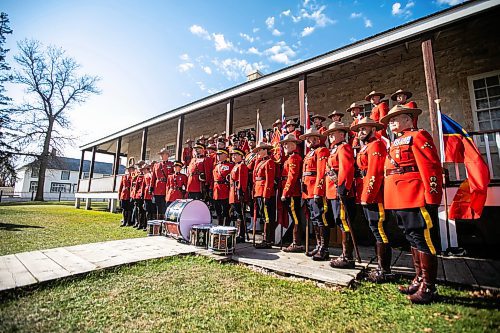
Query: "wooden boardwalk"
1 236 499 292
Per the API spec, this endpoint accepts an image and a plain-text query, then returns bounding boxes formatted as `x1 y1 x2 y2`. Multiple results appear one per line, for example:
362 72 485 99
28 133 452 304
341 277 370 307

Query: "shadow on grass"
437 294 500 310
0 223 45 231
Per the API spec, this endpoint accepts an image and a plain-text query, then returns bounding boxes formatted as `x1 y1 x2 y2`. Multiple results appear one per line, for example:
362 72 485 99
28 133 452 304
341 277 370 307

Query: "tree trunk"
35 119 54 201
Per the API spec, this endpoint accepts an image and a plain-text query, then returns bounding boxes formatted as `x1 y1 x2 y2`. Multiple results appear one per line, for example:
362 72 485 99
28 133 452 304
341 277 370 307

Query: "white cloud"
179 53 190 61
391 1 414 17
303 0 310 6
364 18 372 28
272 29 283 36
202 66 212 75
248 47 262 55
264 41 296 65
349 37 357 43
350 12 362 18
182 92 191 97
301 26 315 37
436 0 464 5
212 58 267 81
190 24 211 40
281 9 291 16
252 27 260 33
300 5 334 27
178 62 194 72
196 81 207 91
265 16 275 29
212 33 234 51
239 33 254 43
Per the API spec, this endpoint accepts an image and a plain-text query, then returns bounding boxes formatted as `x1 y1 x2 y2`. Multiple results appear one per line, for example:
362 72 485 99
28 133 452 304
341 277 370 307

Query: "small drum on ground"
209 226 237 255
190 224 213 248
147 220 162 236
164 199 211 241
161 220 169 236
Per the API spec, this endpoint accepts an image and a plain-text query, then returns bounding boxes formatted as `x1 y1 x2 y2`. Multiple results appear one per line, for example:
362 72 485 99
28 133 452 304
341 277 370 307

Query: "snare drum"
164 199 211 241
147 220 162 236
190 224 213 248
161 220 169 236
209 226 237 255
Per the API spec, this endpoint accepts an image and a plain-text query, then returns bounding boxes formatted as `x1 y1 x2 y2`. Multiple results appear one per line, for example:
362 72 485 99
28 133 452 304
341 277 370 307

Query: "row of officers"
119 89 440 304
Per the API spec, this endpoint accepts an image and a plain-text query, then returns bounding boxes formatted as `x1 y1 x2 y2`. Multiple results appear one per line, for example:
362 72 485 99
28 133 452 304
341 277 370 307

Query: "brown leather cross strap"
385 166 419 176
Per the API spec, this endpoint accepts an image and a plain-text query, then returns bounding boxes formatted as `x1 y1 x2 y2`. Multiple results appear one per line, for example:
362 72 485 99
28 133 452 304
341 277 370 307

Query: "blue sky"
2 0 465 160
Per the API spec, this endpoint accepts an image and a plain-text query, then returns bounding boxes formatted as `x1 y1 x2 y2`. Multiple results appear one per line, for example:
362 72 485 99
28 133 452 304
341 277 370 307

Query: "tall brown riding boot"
398 247 421 295
330 231 355 269
409 251 438 304
255 222 272 249
367 242 393 283
120 211 128 227
236 219 246 243
306 225 321 257
283 224 304 252
313 226 330 261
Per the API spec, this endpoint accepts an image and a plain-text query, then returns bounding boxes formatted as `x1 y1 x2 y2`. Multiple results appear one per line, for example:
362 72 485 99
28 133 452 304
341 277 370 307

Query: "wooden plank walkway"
1 236 500 292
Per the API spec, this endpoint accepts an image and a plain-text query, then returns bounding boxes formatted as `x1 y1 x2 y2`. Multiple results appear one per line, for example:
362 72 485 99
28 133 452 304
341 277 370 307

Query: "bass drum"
165 199 211 241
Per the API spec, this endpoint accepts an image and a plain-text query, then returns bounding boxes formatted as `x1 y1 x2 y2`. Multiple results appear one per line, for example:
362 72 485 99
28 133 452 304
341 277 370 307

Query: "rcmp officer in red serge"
149 148 173 219
119 164 135 227
132 161 147 230
380 105 443 304
187 141 214 201
351 118 392 281
142 162 155 223
324 122 356 268
347 102 365 149
279 133 304 253
310 114 327 146
229 147 249 243
391 88 418 128
166 161 188 205
213 147 234 226
252 141 276 249
182 139 194 167
300 128 329 260
366 90 389 123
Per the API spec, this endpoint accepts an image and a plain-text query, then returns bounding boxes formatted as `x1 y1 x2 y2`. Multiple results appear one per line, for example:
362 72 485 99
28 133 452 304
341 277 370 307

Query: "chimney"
246 70 263 82
50 148 57 157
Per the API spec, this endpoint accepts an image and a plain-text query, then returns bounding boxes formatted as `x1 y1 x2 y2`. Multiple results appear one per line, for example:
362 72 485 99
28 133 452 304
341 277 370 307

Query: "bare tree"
8 39 100 200
0 12 16 187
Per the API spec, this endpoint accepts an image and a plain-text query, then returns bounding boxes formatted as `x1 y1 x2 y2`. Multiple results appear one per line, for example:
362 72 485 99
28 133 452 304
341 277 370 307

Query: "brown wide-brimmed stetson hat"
173 160 184 168
216 148 229 155
135 160 146 167
158 148 170 155
280 133 302 144
198 134 209 140
390 89 413 101
272 119 282 127
194 142 206 150
299 127 325 140
310 114 326 122
229 147 245 156
324 122 350 136
327 110 344 119
206 144 216 151
285 119 298 127
350 117 385 132
251 141 273 153
346 102 363 113
185 138 193 144
380 105 423 125
365 90 386 102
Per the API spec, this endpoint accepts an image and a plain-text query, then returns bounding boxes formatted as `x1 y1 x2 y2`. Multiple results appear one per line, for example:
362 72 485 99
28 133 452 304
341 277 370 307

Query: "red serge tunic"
187 156 213 193
151 161 173 196
213 161 234 200
118 174 132 200
143 172 153 200
253 157 275 199
355 137 386 204
301 146 329 199
229 162 249 204
384 129 443 209
166 172 188 202
281 152 302 198
325 142 355 200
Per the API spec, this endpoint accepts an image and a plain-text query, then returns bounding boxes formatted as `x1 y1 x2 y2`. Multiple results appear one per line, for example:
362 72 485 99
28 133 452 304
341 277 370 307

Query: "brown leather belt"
302 171 317 177
354 170 366 178
215 180 229 184
385 166 419 176
255 177 266 181
280 176 288 180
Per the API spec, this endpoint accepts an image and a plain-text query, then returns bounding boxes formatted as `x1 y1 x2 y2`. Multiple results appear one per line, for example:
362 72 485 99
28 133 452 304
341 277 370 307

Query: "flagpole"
435 99 451 253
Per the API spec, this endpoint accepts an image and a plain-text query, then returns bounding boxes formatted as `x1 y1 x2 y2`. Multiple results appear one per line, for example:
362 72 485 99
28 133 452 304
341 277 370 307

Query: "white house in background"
14 157 125 200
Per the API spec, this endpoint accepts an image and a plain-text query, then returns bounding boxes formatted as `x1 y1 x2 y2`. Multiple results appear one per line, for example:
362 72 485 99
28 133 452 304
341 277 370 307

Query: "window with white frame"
29 181 38 192
166 144 175 156
50 182 72 193
61 170 70 180
31 166 39 178
469 71 500 133
144 149 151 161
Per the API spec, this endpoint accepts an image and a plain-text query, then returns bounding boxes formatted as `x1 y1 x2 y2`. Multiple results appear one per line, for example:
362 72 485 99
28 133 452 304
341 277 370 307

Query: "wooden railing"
445 129 500 183
77 175 123 193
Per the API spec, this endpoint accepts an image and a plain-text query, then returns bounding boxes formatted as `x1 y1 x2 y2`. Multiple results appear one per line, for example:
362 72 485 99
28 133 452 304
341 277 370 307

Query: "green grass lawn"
0 202 145 255
1 256 498 333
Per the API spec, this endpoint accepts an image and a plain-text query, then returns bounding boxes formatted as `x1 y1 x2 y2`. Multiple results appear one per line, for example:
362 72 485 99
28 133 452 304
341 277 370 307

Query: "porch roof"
80 0 500 151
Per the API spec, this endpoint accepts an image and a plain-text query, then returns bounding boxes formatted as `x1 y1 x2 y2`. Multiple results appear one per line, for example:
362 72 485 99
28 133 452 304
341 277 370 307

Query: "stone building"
76 1 500 257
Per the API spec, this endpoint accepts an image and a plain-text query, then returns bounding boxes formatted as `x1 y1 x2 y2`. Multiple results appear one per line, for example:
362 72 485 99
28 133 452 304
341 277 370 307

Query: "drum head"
166 199 211 241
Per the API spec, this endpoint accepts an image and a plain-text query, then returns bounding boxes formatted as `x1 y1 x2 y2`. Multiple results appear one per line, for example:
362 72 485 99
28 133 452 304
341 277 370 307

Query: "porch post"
176 115 185 161
141 127 148 161
298 75 308 129
85 146 97 210
421 38 441 153
75 149 86 209
226 98 234 139
112 137 122 191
